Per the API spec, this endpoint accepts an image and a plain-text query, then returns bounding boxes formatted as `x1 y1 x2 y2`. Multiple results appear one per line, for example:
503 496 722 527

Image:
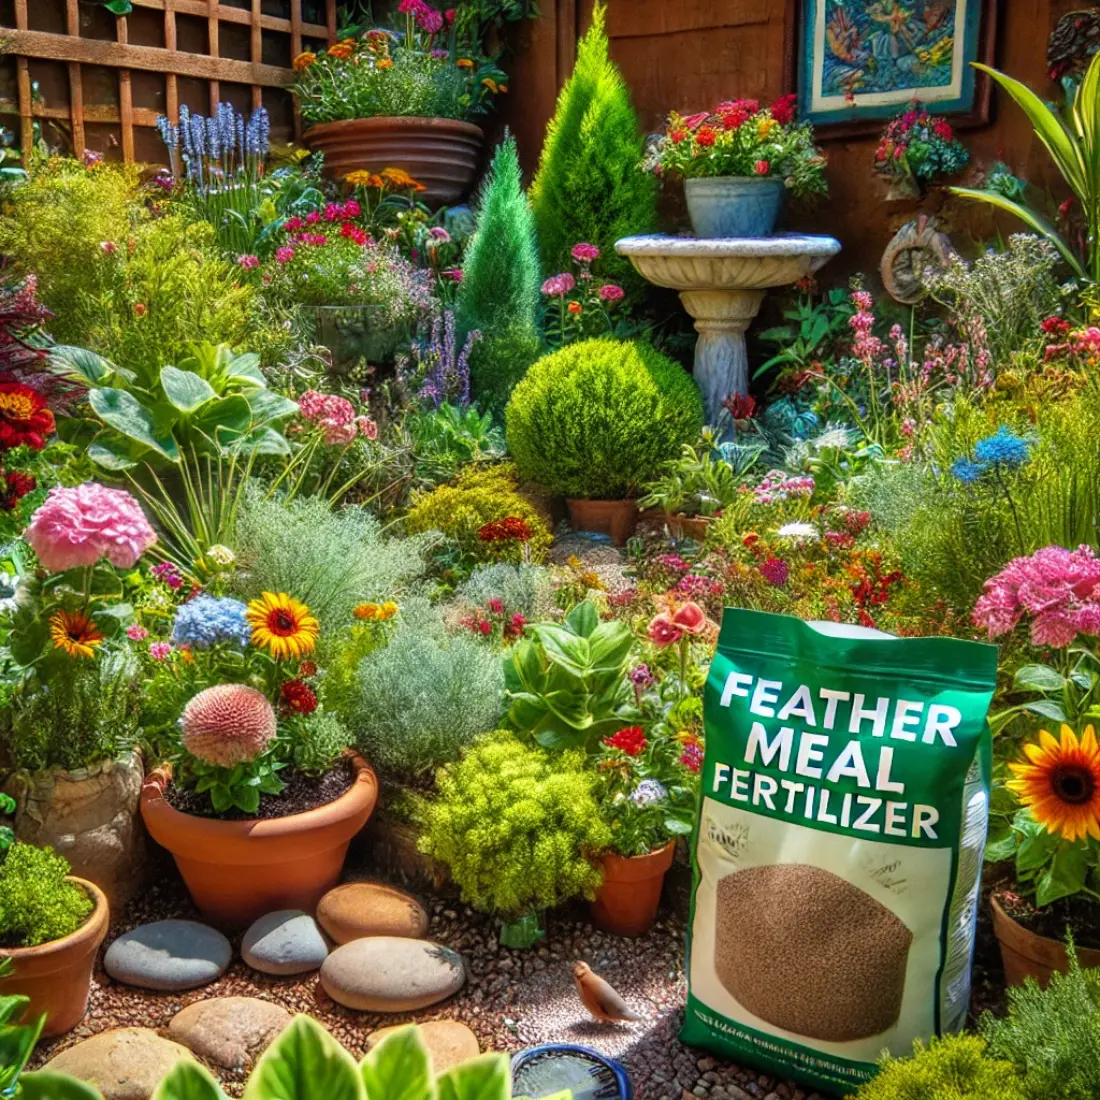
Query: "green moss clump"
848 1034 1026 1100
416 732 611 917
0 843 93 948
505 338 703 499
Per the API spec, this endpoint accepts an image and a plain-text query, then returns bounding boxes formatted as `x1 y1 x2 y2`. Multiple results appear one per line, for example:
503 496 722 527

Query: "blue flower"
171 596 252 650
951 458 986 485
630 780 668 807
973 426 1031 469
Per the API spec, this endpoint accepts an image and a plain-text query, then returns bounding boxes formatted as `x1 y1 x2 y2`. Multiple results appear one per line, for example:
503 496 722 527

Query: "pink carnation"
25 483 157 573
357 415 379 440
598 284 625 302
126 624 149 641
275 246 295 263
541 273 576 297
237 254 260 269
571 242 600 263
149 642 172 661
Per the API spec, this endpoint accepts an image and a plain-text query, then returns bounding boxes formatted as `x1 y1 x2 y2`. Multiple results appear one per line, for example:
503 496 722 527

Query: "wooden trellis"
2 0 338 161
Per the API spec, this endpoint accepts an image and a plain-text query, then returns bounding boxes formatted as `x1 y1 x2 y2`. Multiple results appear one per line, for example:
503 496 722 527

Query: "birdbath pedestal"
615 234 841 421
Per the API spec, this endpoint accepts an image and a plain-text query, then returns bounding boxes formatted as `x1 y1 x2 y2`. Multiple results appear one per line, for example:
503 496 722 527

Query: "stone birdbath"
615 234 841 421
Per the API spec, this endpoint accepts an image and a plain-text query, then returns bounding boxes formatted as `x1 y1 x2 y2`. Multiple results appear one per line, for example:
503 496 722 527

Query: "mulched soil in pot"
163 756 356 821
995 885 1100 951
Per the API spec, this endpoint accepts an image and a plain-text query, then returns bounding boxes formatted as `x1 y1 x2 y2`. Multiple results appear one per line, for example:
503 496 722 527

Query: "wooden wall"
501 0 1081 275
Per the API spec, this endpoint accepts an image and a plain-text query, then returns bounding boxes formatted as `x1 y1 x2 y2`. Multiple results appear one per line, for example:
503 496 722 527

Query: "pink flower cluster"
297 390 378 445
237 254 260 270
973 545 1100 648
849 289 884 367
753 470 814 504
541 273 576 297
25 483 157 573
647 602 707 646
398 0 444 32
571 243 600 263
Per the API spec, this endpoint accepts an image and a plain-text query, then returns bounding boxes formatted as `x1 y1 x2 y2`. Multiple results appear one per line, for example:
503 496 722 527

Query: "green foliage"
458 137 541 344
353 621 504 777
982 945 1100 1100
404 463 553 564
506 338 703 499
468 325 545 419
457 563 554 619
0 844 93 949
417 731 611 916
405 402 507 488
185 753 287 816
504 600 637 751
288 711 352 776
151 1015 519 1100
529 4 657 290
231 487 429 634
4 650 141 773
847 1034 1026 1100
639 430 762 517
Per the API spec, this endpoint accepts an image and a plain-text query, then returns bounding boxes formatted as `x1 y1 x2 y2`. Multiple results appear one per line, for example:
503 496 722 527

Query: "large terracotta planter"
0 877 108 1036
304 117 484 207
566 498 639 547
141 754 378 927
991 893 1100 987
592 841 676 937
667 513 711 541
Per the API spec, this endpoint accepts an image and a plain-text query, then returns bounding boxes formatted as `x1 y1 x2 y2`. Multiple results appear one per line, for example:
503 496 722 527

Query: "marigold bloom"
1008 725 1100 842
0 380 54 451
327 43 353 60
247 592 319 660
49 609 104 659
293 51 317 70
377 57 394 70
456 57 474 69
568 301 583 315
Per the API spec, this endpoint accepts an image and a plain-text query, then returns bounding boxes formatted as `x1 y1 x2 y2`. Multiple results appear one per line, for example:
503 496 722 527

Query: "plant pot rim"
684 175 787 186
600 840 677 879
0 876 109 965
991 891 1100 959
141 752 378 852
304 116 485 138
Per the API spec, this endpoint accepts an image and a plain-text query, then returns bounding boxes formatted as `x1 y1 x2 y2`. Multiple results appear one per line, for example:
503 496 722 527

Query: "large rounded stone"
168 996 291 1070
367 1020 480 1073
242 910 329 976
104 920 231 991
321 936 466 1012
316 882 428 944
44 1028 195 1100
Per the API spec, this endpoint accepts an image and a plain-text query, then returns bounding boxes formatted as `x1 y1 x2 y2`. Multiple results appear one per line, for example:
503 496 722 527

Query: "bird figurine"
572 961 642 1023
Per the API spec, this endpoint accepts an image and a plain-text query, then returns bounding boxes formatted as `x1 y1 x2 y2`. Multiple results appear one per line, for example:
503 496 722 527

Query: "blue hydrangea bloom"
950 458 986 485
171 596 252 650
973 426 1031 468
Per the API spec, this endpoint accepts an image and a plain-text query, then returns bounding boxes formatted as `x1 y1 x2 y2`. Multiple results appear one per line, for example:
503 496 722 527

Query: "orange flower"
481 77 499 93
377 57 394 70
568 301 583 315
381 167 426 192
49 609 103 659
247 592 319 661
1007 724 1100 842
345 169 384 188
327 43 353 60
456 57 474 69
293 51 316 70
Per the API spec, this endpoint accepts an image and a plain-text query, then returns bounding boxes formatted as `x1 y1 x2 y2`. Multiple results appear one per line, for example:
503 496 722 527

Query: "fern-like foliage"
529 3 657 291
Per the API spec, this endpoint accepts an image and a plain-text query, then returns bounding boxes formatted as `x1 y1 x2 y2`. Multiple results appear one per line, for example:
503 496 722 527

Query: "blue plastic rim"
510 1043 634 1100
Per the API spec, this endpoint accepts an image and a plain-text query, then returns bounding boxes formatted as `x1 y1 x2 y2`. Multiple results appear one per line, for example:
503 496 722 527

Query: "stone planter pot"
565 498 639 547
0 877 108 1036
140 754 378 928
4 752 146 915
991 893 1100 987
304 117 484 207
591 841 676 937
667 513 711 541
684 176 786 238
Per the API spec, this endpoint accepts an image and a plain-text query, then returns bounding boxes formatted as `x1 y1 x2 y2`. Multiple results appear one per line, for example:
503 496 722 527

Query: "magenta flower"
357 415 379 440
126 624 149 641
100 241 117 255
598 284 625 302
541 273 576 297
25 483 157 573
275 246 295 263
759 557 790 588
571 242 600 263
149 642 172 661
442 268 463 282
237 254 260 269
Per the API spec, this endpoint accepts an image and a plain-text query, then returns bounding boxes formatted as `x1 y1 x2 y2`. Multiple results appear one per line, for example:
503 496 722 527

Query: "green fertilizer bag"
681 609 998 1094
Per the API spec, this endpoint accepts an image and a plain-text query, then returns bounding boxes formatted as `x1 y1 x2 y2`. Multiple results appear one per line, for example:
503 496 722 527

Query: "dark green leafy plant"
405 402 507 488
0 843 93 949
756 287 855 380
468 326 544 419
504 600 638 751
288 711 352 776
639 430 763 518
505 338 703 499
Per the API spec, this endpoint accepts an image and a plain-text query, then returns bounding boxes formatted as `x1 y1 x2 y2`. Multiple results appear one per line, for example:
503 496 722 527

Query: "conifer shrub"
0 843 93 948
416 731 611 916
506 338 703 499
469 325 545 418
529 4 657 292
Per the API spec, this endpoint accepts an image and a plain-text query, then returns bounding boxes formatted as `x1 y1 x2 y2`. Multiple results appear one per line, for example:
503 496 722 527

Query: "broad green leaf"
19 1070 106 1100
0 1011 43 1089
160 366 216 413
151 1060 227 1100
540 689 594 731
190 395 253 448
983 826 1019 863
533 723 587 751
87 440 139 471
1013 664 1066 693
527 624 590 677
239 426 291 457
102 0 134 13
226 352 265 386
88 389 179 460
1015 824 1060 872
1036 842 1090 907
246 388 299 424
1021 699 1068 723
436 1053 511 1100
0 995 31 1028
565 600 599 638
244 1015 364 1100
359 1025 434 1100
49 345 123 385
587 622 634 671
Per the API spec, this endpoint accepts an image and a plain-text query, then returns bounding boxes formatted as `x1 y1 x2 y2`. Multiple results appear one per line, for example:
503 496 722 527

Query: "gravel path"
32 849 832 1100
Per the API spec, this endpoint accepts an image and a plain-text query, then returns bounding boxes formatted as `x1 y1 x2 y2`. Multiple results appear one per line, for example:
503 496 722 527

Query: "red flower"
672 602 707 635
759 557 789 587
722 392 757 421
487 597 504 615
0 380 54 451
932 119 953 141
478 516 532 543
682 112 710 131
770 93 797 125
720 109 749 131
0 469 35 511
478 619 491 636
568 301 583 314
680 739 703 773
647 613 683 646
281 678 318 715
1041 316 1071 336
742 532 760 548
696 127 717 147
1059 196 1075 217
603 725 647 756
753 159 770 175
669 128 688 144
444 7 455 23
299 660 318 678
133 303 147 316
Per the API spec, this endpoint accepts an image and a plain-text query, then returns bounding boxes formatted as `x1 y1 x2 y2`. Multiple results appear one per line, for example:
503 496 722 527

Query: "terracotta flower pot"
141 754 378 927
667 513 711 541
591 841 676 937
566 498 639 547
991 893 1100 987
304 117 484 207
0 877 108 1037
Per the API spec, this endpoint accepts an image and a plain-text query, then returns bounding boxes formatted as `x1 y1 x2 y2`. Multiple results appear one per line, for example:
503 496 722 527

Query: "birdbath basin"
616 233 841 420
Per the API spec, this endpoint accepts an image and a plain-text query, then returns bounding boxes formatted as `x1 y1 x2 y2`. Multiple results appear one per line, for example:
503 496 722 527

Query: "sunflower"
49 609 104 659
247 592 319 660
1007 724 1100 842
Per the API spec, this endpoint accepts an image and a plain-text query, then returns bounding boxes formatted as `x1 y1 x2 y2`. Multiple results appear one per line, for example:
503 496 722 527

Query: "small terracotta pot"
991 893 1100 987
667 513 711 541
0 877 108 1036
141 754 378 927
592 842 676 937
304 116 484 207
566 498 639 546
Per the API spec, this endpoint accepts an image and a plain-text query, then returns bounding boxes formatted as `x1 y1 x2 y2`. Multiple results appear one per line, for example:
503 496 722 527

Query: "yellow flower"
481 77 499 93
247 592 319 660
345 170 384 188
757 116 778 139
456 57 474 69
353 602 380 621
49 609 103 659
293 51 317 71
381 167 426 192
379 601 399 620
1007 724 1100 842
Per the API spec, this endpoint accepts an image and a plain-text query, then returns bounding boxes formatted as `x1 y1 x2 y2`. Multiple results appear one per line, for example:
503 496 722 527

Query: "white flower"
630 780 668 806
776 521 819 542
813 426 854 451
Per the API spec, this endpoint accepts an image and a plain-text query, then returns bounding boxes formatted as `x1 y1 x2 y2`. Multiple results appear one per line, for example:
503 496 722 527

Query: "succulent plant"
180 683 277 767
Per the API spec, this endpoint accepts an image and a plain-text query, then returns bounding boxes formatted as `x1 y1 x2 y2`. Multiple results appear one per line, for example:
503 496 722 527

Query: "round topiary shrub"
505 338 703 499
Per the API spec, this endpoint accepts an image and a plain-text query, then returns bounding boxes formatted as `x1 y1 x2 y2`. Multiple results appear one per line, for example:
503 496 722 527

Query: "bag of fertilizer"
681 608 998 1094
